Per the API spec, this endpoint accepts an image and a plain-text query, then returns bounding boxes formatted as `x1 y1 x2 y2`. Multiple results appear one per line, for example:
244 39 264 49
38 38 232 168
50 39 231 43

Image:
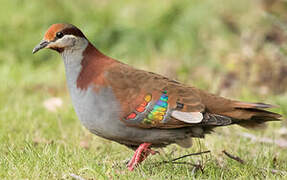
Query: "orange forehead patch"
43 23 85 41
44 24 67 41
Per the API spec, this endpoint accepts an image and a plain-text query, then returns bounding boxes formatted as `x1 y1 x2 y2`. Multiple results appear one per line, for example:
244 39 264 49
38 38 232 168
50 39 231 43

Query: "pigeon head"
32 23 88 54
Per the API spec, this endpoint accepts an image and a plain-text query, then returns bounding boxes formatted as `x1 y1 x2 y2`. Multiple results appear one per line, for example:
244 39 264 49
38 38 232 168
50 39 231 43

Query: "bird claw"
127 143 157 171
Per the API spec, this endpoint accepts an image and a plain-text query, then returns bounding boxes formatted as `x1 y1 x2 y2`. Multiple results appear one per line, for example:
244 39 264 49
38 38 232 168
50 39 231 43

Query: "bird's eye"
56 32 64 39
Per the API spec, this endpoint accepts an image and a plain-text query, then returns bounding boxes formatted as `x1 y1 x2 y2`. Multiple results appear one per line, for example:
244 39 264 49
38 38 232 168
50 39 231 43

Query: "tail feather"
233 102 279 109
204 101 281 129
238 115 280 129
228 101 281 128
199 91 282 129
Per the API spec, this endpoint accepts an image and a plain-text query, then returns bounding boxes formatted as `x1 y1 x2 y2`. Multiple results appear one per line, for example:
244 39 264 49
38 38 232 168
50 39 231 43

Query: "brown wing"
104 63 281 129
104 63 207 129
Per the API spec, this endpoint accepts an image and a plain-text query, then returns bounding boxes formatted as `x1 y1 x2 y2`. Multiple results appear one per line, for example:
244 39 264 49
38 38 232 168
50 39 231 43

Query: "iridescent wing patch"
124 91 171 126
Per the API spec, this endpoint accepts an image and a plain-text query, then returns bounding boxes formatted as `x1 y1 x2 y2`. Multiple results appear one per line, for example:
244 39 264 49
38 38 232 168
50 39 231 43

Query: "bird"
33 23 281 171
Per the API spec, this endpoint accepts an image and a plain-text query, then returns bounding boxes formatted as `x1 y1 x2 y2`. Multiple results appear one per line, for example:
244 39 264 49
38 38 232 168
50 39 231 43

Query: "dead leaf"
43 97 63 112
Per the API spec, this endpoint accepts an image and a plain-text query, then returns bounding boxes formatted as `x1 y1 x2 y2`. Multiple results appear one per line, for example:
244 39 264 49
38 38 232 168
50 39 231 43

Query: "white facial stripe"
46 35 88 55
47 34 77 49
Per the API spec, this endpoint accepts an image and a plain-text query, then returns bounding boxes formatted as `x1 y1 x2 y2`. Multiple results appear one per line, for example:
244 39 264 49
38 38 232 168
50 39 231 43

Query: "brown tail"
198 90 282 129
208 101 282 128
229 102 282 128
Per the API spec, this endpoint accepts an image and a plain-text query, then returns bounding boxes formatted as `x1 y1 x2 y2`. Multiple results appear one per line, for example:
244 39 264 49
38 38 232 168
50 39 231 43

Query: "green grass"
0 0 287 179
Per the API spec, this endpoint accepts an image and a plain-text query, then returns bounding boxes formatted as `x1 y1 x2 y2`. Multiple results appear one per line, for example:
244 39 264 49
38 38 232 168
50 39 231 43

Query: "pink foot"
127 143 157 171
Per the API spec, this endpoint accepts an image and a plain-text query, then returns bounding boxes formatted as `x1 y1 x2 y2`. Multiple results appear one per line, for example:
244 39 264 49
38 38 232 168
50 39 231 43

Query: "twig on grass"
154 150 210 173
222 150 245 164
170 150 211 162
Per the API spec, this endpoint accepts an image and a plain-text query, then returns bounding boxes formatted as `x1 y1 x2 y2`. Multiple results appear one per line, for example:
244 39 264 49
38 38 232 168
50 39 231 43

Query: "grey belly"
69 87 191 147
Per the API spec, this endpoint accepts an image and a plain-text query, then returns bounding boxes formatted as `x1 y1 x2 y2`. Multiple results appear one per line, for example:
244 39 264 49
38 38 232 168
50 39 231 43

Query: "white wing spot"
171 111 203 123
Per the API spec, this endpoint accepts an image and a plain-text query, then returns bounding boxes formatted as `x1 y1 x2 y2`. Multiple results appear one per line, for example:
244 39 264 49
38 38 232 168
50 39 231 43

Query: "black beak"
32 40 49 54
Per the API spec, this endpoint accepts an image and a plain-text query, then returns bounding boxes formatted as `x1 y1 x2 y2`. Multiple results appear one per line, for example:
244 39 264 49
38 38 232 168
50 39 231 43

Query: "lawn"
0 0 287 179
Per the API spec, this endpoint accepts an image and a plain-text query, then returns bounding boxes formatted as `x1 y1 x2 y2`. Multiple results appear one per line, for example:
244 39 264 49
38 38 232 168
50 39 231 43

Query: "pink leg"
127 143 157 171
